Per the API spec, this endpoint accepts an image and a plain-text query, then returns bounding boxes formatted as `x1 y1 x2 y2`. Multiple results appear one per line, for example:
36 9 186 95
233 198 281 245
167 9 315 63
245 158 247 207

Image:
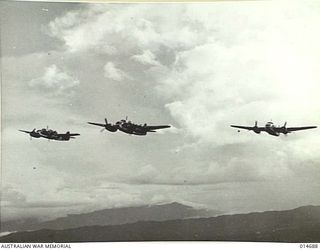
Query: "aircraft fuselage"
118 122 147 135
265 122 280 136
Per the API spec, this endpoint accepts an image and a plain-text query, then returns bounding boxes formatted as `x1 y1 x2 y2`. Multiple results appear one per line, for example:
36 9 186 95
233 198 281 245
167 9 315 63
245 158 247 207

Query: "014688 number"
300 244 318 248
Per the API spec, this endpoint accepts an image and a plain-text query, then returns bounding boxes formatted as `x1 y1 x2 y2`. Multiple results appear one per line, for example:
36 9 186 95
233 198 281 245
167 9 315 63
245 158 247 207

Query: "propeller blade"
105 118 108 125
284 122 287 127
100 128 105 132
255 121 258 127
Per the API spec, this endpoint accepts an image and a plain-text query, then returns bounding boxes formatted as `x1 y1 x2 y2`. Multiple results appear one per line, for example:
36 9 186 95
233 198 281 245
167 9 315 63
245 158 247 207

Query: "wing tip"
71 133 80 136
161 125 171 129
19 130 29 133
87 122 97 126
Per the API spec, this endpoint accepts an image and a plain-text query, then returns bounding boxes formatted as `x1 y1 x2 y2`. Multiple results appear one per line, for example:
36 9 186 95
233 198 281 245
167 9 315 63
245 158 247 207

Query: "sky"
1 0 320 221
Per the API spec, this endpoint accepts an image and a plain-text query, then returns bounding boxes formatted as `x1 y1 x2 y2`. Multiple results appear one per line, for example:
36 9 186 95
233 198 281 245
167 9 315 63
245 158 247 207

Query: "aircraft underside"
265 129 279 136
119 127 147 136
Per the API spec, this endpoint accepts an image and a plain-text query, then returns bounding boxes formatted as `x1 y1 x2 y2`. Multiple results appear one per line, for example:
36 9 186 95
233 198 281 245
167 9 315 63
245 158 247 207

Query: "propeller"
30 128 37 140
282 121 288 136
253 121 261 134
99 118 109 132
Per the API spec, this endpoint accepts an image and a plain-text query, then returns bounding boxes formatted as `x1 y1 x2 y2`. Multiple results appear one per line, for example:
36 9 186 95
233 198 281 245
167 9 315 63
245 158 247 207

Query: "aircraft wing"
145 125 171 131
88 122 105 127
230 125 266 131
70 133 80 136
19 130 31 134
57 133 80 136
286 126 317 132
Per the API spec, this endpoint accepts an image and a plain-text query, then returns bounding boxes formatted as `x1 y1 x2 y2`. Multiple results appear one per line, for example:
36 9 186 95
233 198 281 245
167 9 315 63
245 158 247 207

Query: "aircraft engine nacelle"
133 127 147 135
63 132 70 140
281 126 290 134
282 129 290 135
281 123 290 135
133 131 147 136
106 124 117 132
253 121 260 134
30 132 41 138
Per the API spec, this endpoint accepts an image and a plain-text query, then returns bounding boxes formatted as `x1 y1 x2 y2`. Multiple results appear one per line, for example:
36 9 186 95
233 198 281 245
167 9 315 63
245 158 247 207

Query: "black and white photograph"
1 0 320 245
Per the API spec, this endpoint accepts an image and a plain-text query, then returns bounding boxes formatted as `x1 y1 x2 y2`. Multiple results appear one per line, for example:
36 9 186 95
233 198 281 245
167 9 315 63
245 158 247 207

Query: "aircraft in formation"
19 127 80 141
19 119 317 141
231 121 317 136
88 117 171 136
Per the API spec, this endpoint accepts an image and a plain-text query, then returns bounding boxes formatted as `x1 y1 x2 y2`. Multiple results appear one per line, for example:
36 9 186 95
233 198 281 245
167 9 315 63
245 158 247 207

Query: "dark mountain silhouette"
1 205 319 242
1 202 218 233
0 218 40 233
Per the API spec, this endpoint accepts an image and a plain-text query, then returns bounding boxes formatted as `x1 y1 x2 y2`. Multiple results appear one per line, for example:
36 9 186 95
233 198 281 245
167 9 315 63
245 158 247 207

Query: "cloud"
47 5 206 55
2 186 86 209
1 186 27 208
103 62 129 81
29 64 79 95
3 2 320 221
37 1 320 192
131 50 160 66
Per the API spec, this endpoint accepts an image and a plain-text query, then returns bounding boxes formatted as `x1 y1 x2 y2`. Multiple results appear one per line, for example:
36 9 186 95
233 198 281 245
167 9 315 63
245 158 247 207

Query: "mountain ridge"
1 205 319 242
1 202 220 233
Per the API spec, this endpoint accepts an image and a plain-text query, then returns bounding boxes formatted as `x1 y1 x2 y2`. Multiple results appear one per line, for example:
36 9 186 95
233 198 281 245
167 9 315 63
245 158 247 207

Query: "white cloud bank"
46 0 320 188
47 2 320 142
103 62 129 81
3 1 320 220
29 64 79 95
132 50 160 66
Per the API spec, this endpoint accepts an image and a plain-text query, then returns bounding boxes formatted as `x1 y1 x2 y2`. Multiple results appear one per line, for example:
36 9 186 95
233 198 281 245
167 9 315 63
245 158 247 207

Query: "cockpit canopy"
266 121 274 127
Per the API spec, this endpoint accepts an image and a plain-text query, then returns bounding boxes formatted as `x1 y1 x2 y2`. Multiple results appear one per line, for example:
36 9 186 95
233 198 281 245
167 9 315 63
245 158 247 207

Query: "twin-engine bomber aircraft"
88 117 171 136
19 120 316 140
231 121 317 136
19 127 80 141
